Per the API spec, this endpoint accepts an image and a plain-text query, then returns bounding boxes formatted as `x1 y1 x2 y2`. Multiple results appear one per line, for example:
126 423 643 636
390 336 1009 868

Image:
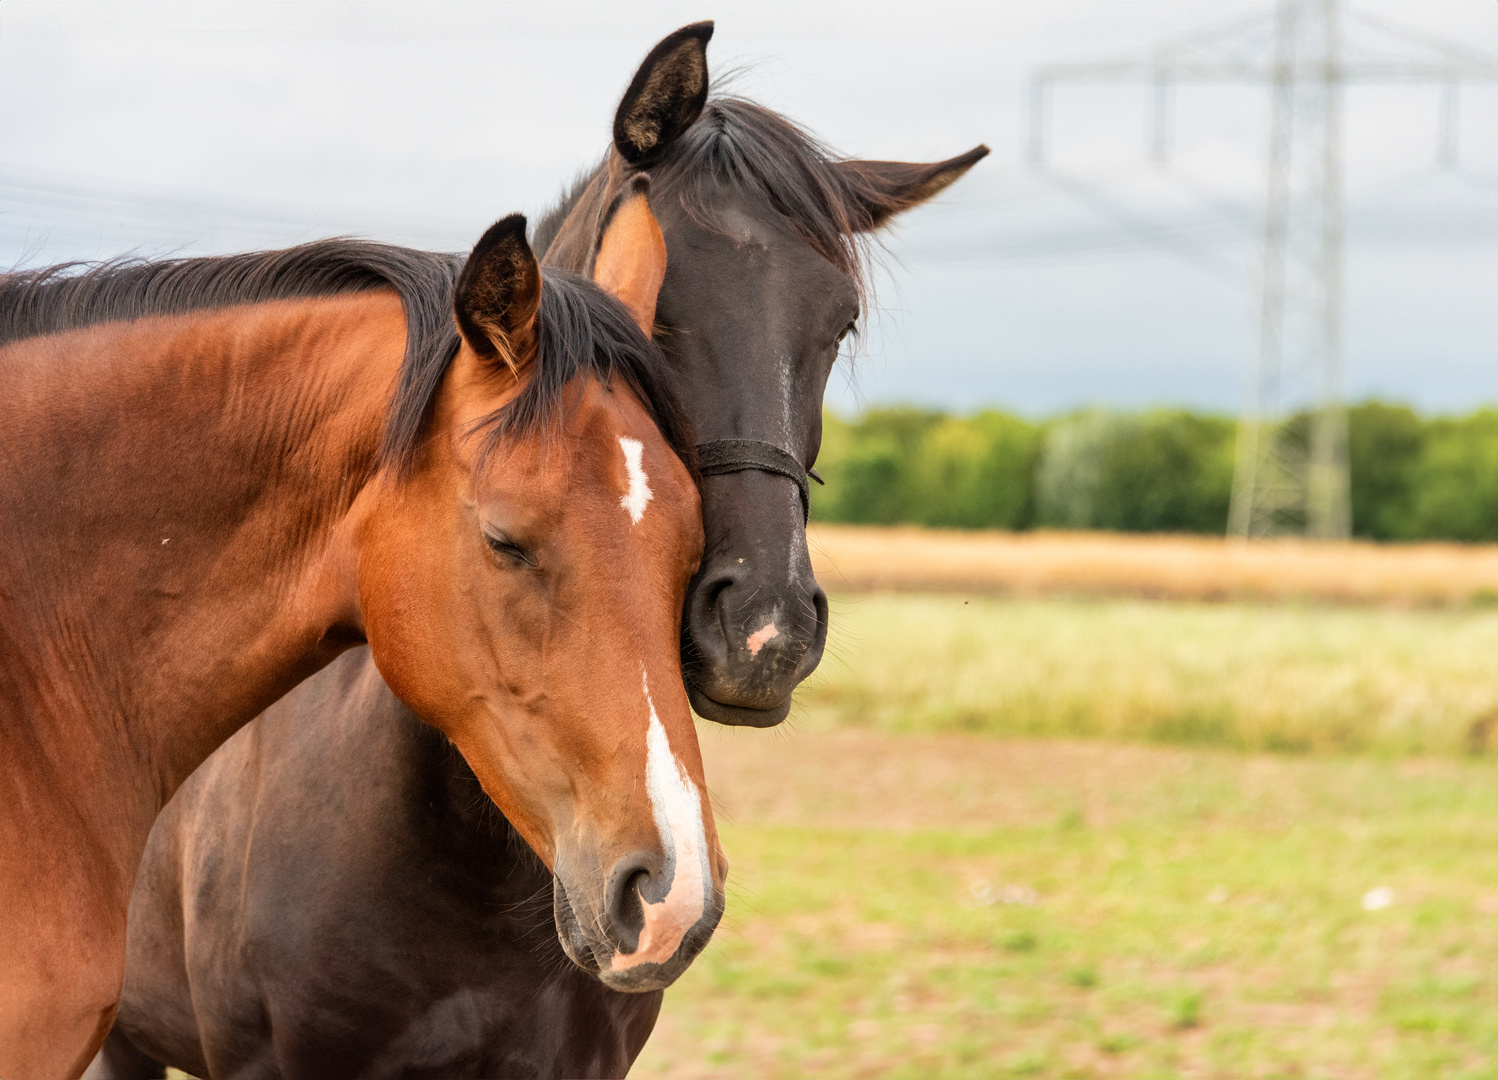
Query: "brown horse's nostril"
605 852 664 955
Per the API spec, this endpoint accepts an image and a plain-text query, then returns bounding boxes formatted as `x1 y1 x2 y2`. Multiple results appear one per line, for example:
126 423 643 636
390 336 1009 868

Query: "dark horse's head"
541 23 988 726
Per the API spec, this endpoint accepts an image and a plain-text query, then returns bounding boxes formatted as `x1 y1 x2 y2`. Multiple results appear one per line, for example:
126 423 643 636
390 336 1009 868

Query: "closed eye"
484 530 536 567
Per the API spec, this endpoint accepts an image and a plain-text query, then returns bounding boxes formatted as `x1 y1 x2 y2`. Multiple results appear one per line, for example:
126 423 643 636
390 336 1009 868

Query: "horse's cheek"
356 517 467 729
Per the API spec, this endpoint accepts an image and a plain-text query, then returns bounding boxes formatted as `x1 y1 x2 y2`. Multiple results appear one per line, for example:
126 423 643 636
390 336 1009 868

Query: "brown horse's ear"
834 145 991 232
594 176 667 338
613 21 713 165
454 214 541 368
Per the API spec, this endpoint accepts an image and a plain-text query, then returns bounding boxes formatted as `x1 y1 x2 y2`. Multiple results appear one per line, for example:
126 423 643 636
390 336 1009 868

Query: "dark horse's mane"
534 96 883 295
0 240 693 475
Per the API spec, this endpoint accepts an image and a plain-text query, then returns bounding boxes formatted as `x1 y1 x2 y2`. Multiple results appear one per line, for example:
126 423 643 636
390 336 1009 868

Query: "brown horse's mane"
0 241 693 476
533 96 884 296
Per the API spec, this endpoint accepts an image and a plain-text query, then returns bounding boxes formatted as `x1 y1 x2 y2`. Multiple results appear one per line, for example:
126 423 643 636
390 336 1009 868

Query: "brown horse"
0 205 725 1075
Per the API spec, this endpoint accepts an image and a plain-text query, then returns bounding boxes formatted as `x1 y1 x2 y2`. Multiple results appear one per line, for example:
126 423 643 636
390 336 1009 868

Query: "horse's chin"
595 960 690 993
552 877 604 976
686 680 792 728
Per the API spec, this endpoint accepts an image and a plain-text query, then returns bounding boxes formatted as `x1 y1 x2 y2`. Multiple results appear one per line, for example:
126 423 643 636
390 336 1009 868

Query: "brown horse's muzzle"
552 848 726 992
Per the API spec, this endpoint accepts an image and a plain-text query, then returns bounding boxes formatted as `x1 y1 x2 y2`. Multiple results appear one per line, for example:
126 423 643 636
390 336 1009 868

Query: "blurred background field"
807 523 1498 606
635 523 1498 1078
637 729 1498 1079
801 591 1498 757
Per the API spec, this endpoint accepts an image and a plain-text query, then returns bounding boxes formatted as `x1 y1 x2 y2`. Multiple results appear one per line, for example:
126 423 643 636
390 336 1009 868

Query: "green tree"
1092 411 1235 534
1034 411 1119 529
1405 410 1498 541
1035 411 1233 534
814 400 1498 542
810 408 941 524
1347 401 1425 540
914 412 1039 529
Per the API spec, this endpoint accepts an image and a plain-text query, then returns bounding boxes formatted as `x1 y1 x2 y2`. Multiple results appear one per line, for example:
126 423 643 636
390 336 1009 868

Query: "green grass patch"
635 748 1498 1079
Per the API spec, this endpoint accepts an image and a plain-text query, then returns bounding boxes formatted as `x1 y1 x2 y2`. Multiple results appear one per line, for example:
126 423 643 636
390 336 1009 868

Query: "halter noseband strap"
695 439 824 522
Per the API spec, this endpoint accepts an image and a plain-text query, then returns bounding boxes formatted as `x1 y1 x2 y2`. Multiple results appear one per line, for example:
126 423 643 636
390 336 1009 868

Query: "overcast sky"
2 0 1495 416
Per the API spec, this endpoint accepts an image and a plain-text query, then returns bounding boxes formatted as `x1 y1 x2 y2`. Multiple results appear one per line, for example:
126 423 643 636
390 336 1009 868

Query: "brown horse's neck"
0 292 404 827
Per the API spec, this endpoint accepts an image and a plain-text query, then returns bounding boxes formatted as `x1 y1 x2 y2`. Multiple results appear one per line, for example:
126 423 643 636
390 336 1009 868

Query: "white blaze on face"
611 669 711 971
619 436 653 524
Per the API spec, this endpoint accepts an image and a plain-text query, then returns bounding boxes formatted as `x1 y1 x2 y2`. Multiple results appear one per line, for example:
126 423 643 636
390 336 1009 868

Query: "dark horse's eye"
484 530 536 567
836 322 856 347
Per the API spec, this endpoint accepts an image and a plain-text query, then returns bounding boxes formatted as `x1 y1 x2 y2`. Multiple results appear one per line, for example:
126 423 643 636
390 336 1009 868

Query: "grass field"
797 592 1498 756
631 586 1498 1078
633 730 1498 1080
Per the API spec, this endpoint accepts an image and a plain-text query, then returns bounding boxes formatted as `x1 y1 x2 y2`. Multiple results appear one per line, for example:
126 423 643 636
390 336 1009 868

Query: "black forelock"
655 97 873 287
533 95 880 299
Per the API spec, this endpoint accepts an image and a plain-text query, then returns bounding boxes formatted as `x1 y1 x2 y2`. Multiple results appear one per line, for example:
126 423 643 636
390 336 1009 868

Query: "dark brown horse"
91 21 987 1080
544 23 988 727
0 205 725 1076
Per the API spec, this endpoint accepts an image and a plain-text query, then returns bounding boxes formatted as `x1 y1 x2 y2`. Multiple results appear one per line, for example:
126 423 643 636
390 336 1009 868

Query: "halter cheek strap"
695 439 825 522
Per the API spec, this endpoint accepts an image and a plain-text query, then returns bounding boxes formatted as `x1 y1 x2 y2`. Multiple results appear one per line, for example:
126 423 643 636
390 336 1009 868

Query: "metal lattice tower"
1236 0 1347 538
1028 0 1498 539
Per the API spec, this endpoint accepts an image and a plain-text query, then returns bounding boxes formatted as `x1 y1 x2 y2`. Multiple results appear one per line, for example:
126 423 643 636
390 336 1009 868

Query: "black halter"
695 439 824 522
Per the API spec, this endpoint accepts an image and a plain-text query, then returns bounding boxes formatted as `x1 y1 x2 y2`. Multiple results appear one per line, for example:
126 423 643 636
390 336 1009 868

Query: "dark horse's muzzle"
682 440 829 727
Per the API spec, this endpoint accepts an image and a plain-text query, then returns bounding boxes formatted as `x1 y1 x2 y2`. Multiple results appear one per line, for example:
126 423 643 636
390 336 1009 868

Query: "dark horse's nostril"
685 569 738 668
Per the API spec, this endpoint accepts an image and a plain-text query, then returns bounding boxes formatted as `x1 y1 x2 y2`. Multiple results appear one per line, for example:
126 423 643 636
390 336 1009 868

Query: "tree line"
810 403 1498 541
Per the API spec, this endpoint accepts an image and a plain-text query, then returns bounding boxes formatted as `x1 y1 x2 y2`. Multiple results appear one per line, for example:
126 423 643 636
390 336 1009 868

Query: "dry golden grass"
796 593 1498 755
807 524 1498 606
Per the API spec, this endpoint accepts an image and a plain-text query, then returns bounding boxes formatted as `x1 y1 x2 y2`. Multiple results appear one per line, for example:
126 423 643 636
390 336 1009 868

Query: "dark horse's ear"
834 145 991 232
613 21 713 165
454 214 541 368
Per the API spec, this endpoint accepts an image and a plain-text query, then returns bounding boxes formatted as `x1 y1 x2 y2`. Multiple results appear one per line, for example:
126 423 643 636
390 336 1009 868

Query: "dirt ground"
696 725 1487 833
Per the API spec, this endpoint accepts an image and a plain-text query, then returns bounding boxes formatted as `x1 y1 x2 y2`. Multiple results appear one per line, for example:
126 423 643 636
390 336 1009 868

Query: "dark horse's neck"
408 690 530 859
0 294 402 868
535 163 610 276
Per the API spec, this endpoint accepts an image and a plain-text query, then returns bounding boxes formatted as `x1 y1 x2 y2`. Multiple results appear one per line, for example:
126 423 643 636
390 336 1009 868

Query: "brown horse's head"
355 205 722 991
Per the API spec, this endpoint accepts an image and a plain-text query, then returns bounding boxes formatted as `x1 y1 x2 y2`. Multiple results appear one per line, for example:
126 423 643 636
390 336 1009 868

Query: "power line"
1029 0 1498 540
0 164 479 266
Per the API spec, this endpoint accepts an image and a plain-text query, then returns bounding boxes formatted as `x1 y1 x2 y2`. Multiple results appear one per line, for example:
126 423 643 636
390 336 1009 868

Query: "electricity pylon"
1028 0 1498 538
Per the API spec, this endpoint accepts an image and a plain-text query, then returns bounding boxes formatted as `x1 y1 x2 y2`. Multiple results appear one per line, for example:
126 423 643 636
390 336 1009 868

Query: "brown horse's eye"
836 323 856 347
484 530 536 567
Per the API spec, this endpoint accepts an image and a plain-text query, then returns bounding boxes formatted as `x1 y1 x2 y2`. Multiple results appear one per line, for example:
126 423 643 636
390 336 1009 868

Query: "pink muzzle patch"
746 621 779 657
